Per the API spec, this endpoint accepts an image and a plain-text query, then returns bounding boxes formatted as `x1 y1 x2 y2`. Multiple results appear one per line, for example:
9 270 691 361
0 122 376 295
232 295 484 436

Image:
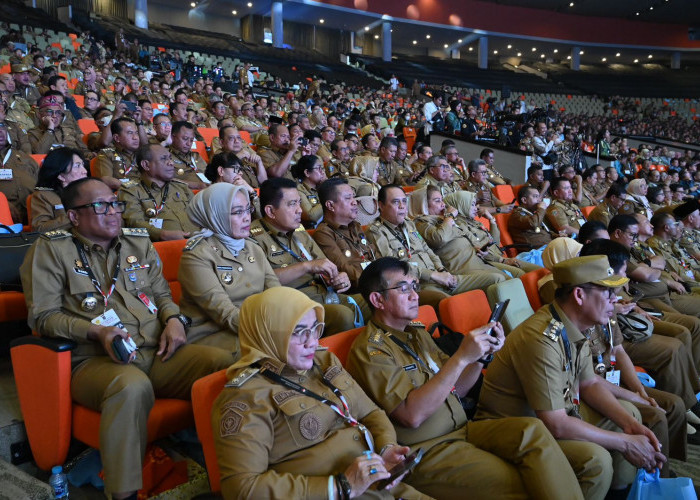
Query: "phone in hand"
123 101 137 112
479 241 495 252
481 300 510 363
374 448 424 490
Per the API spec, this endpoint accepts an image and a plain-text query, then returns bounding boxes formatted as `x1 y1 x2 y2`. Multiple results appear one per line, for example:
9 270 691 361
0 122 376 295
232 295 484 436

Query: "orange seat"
439 290 492 334
319 327 364 366
0 192 14 225
402 127 417 154
493 213 517 257
474 215 490 232
26 194 32 230
239 130 252 145
193 141 209 163
513 184 525 200
154 240 187 304
521 268 551 311
192 369 228 493
415 304 438 331
581 205 595 218
0 291 28 323
31 154 46 166
0 64 10 74
77 118 99 135
492 185 515 204
198 128 219 150
72 94 84 107
10 337 193 472
403 186 415 193
89 157 99 178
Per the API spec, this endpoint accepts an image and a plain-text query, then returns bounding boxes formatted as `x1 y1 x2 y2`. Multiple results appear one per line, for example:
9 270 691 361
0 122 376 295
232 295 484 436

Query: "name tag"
119 178 130 183
0 169 13 180
403 363 417 371
577 218 586 226
196 172 211 184
686 270 695 279
360 262 370 270
54 204 64 210
149 218 163 229
605 369 620 386
91 308 123 328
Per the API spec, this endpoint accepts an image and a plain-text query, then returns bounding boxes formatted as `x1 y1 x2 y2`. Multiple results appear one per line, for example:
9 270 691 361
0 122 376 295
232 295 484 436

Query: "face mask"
100 115 113 127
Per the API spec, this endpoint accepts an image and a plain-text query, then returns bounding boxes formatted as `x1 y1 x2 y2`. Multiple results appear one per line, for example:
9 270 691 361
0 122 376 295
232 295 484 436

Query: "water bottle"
49 465 69 499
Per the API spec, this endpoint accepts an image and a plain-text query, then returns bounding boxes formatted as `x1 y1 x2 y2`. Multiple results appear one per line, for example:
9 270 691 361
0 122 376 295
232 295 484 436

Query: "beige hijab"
444 190 476 219
349 156 379 181
187 183 248 255
227 287 325 377
538 237 583 289
408 187 431 218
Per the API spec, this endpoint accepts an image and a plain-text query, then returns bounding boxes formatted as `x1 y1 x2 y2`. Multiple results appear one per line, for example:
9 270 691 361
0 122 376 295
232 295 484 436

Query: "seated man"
217 125 266 188
95 117 141 191
312 177 380 291
326 138 352 178
648 212 700 284
464 159 514 214
415 155 462 196
545 177 587 237
374 136 401 186
28 95 85 154
477 255 666 496
367 184 504 308
675 200 700 262
525 164 551 201
587 183 628 227
118 143 196 241
248 177 368 335
347 257 588 499
19 177 232 500
480 147 509 185
258 123 301 180
0 119 39 224
508 185 556 248
167 121 208 190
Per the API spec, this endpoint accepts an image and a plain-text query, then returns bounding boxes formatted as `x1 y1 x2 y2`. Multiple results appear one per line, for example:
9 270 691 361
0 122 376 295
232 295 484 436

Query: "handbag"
354 196 380 226
617 313 653 343
627 469 697 500
0 224 40 292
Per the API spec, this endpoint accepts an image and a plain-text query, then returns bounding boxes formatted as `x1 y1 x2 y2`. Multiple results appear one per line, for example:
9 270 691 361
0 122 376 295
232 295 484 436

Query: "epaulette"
543 318 564 342
171 178 189 186
224 367 259 388
121 228 150 237
372 219 382 226
250 225 264 236
121 180 139 188
41 229 71 240
368 330 384 346
408 320 425 328
183 235 204 251
294 224 306 232
34 186 53 191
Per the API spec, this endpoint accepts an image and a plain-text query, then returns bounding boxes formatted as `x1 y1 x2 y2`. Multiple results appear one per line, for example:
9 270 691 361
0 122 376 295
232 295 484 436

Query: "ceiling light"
636 12 640 15
426 34 431 39
602 57 607 62
364 26 370 31
493 50 498 54
507 44 512 49
232 9 237 14
567 55 571 60
540 54 545 58
648 54 653 58
553 49 558 53
468 46 473 51
579 50 584 55
517 52 522 56
458 39 462 43
190 1 195 6
247 2 253 6
444 44 449 48
569 1 574 6
412 40 417 45
634 58 639 63
616 52 620 57
531 47 537 52
649 6 653 10
374 35 379 39
319 18 324 23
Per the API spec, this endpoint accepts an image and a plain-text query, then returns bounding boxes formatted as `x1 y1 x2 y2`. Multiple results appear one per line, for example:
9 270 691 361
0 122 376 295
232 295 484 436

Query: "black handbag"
0 224 40 291
428 321 463 356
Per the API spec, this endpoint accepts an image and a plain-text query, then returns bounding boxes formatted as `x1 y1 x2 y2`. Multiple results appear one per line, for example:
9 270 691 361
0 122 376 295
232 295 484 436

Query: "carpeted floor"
670 441 700 488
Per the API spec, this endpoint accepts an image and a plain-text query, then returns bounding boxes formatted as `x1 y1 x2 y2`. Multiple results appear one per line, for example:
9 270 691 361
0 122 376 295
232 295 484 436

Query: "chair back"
486 279 534 334
319 327 364 366
521 268 551 311
153 239 188 303
438 290 491 334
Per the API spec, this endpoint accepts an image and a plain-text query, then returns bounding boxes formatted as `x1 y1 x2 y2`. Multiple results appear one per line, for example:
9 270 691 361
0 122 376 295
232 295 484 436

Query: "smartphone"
481 300 510 363
123 101 137 112
374 448 424 490
479 241 495 252
298 137 309 146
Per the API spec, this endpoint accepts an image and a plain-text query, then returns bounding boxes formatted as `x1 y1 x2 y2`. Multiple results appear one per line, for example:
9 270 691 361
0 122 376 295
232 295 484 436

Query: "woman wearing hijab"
212 287 430 500
537 237 584 304
409 186 510 283
292 154 326 229
178 183 280 355
620 178 654 219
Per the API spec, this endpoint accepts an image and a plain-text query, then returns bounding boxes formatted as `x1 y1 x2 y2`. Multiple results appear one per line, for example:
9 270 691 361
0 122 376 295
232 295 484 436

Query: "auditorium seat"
153 239 187 304
521 268 551 311
438 290 491 335
192 369 227 494
319 327 364 366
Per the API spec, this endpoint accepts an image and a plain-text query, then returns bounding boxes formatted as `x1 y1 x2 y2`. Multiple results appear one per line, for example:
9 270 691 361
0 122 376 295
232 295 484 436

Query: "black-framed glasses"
579 285 617 299
624 231 639 241
69 201 126 214
379 281 420 295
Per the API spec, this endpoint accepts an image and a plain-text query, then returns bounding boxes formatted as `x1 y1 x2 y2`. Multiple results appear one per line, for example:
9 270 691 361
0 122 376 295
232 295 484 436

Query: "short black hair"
36 147 85 191
260 177 297 211
205 152 242 183
517 184 538 200
379 137 398 150
172 120 194 135
650 211 674 230
61 177 106 210
318 177 348 208
579 239 630 273
527 165 542 178
291 154 320 180
47 75 66 88
550 177 570 192
378 184 404 204
479 148 494 159
608 214 638 234
577 221 608 244
358 257 411 311
303 129 321 142
467 159 485 174
110 116 136 135
605 183 626 199
361 133 377 149
135 143 156 170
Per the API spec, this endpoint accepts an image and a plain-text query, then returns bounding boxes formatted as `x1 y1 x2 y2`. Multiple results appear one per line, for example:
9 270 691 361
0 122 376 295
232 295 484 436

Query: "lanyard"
73 238 121 310
261 220 307 263
382 221 411 257
254 362 374 451
518 207 551 233
1 148 12 167
141 181 170 215
549 304 572 371
329 225 375 262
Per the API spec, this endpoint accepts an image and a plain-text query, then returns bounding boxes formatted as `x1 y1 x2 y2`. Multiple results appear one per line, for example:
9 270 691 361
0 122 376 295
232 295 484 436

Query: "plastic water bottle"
49 465 69 499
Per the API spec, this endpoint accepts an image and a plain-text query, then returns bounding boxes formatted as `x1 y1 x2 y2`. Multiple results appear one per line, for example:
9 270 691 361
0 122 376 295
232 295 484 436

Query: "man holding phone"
347 257 588 499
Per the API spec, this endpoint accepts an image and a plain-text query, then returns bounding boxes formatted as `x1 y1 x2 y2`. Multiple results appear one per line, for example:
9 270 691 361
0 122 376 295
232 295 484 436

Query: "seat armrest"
10 335 76 352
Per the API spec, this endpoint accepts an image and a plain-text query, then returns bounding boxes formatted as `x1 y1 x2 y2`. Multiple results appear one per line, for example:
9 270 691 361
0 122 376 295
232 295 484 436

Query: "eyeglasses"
624 231 640 241
69 201 126 214
290 322 325 344
230 206 254 217
379 280 421 295
579 285 617 299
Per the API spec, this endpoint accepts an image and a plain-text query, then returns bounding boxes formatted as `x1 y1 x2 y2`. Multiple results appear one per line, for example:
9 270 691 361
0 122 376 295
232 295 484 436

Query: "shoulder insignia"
543 319 564 342
224 367 260 388
369 350 386 357
273 390 300 405
219 400 247 437
121 228 150 237
323 365 342 381
41 229 71 240
369 331 384 346
171 178 189 186
121 180 139 188
184 236 204 251
294 225 306 232
250 226 264 236
372 220 382 227
409 320 425 328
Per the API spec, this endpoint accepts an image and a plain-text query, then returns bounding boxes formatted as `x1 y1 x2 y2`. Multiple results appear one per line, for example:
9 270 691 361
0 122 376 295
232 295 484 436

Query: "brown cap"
673 199 700 220
10 64 30 74
553 255 629 289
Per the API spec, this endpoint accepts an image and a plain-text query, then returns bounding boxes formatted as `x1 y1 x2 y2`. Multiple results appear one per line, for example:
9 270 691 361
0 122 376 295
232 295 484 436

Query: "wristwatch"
166 314 191 329
496 207 501 213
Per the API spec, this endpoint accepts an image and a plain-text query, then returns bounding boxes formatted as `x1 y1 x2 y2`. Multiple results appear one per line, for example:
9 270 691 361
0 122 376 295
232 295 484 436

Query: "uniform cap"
673 199 700 220
553 255 628 289
10 64 30 74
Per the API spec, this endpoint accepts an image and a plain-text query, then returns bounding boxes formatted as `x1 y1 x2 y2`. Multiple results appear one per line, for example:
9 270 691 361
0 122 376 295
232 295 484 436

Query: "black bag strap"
427 321 460 338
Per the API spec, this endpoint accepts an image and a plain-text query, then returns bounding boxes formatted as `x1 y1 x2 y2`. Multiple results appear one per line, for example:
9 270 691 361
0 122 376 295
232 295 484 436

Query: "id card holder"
605 369 621 386
196 172 212 184
577 218 586 227
137 292 158 314
91 308 123 328
149 218 163 228
360 262 370 270
119 178 130 184
0 169 13 180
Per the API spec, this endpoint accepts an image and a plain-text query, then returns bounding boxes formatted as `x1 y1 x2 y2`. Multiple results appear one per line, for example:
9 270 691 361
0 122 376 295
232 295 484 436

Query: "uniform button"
322 392 328 398
353 434 359 441
300 403 306 409
299 376 305 382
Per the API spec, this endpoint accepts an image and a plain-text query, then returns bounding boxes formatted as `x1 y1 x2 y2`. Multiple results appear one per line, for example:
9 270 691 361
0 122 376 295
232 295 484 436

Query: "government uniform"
586 200 618 227
5 120 31 154
476 301 641 496
249 219 367 335
447 161 468 186
464 180 508 209
213 350 428 499
7 96 36 133
168 147 208 186
546 199 587 233
258 145 295 181
118 177 198 241
30 188 70 232
297 181 323 229
0 147 38 224
326 158 351 179
507 205 554 248
28 124 85 155
312 220 378 290
346 320 585 500
647 236 700 283
367 218 499 308
94 146 140 183
178 235 280 353
20 227 233 495
415 174 461 197
15 82 41 106
375 158 400 186
679 228 700 262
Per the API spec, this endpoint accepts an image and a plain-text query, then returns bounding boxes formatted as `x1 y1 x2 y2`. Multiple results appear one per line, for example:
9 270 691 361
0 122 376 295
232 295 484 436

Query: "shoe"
687 423 697 435
688 408 700 426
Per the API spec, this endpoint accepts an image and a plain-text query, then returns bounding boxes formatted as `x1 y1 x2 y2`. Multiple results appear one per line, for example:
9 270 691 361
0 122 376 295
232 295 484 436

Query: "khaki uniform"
367 218 501 308
347 320 585 500
545 199 587 233
349 156 399 186
15 84 41 106
73 81 106 97
464 180 506 208
447 161 468 186
587 200 618 227
647 236 700 283
477 303 642 495
258 145 295 181
20 227 233 495
326 158 351 179
580 183 601 208
94 147 140 182
178 235 280 352
396 159 417 186
249 219 367 335
213 351 428 499
118 177 197 241
0 147 39 224
619 198 653 219
312 220 378 290
586 322 686 467
508 206 554 248
7 96 35 133
375 158 401 186
168 147 208 186
5 120 31 154
485 165 507 185
30 188 71 232
317 142 332 163
297 181 323 229
679 228 700 262
415 174 461 197
27 124 85 155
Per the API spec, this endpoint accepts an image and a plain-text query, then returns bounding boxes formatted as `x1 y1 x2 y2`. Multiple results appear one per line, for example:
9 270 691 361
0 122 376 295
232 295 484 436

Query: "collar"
71 227 120 253
380 218 402 231
552 301 586 344
370 318 418 344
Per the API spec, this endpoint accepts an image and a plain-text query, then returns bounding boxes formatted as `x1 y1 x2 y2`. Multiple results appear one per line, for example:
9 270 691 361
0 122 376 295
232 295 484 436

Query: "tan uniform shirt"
679 228 700 262
326 158 351 179
28 125 85 155
545 199 586 233
30 188 70 232
0 147 38 224
312 220 377 289
178 235 279 343
297 182 323 229
7 96 36 133
627 243 673 305
19 227 180 364
416 174 461 197
647 236 700 282
94 147 140 182
587 201 617 227
464 180 503 208
5 121 32 154
258 146 295 181
508 206 553 248
15 84 41 106
118 177 196 241
168 147 208 186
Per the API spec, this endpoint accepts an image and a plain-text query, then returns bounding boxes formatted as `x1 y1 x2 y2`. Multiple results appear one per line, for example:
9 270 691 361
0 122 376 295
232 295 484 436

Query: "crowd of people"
3 20 700 500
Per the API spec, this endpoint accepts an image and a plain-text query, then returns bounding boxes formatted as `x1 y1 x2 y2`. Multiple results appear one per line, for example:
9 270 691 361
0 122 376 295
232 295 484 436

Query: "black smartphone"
111 337 131 363
123 101 137 112
479 241 495 252
374 448 424 490
481 300 510 363
298 137 309 146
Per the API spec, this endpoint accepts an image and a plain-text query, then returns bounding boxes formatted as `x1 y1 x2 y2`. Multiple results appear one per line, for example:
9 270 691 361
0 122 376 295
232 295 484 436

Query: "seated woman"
537 237 583 304
31 147 87 232
409 186 510 283
212 287 429 499
178 183 280 355
620 179 653 219
646 185 666 213
291 154 326 229
204 152 260 218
